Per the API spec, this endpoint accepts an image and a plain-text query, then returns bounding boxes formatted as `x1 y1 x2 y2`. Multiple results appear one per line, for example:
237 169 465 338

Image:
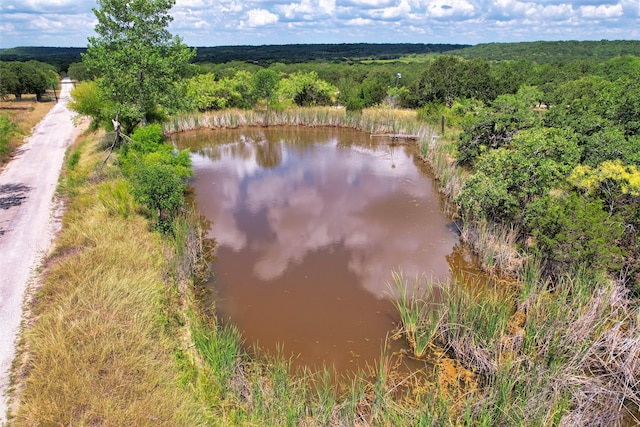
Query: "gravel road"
0 79 77 423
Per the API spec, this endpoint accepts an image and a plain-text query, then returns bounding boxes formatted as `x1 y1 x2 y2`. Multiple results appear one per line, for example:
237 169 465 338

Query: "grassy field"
0 95 55 166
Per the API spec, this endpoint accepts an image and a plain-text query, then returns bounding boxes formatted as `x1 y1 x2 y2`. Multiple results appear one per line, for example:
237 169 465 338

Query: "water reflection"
173 127 469 372
176 128 459 297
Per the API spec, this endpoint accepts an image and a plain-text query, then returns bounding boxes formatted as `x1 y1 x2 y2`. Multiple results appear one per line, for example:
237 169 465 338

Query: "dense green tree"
490 60 532 95
525 193 624 276
415 55 463 107
546 75 639 167
67 62 94 81
0 61 57 99
456 127 579 222
414 56 496 107
68 80 109 129
613 74 640 138
251 69 280 108
185 71 253 111
360 70 393 107
456 86 543 165
277 72 337 107
122 124 192 232
83 0 195 132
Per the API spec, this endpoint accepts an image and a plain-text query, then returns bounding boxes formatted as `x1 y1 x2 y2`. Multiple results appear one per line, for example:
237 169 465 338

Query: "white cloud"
580 3 624 19
277 0 336 20
540 4 573 20
1 0 90 14
346 0 394 6
369 0 412 19
243 8 279 27
345 17 375 25
426 0 475 18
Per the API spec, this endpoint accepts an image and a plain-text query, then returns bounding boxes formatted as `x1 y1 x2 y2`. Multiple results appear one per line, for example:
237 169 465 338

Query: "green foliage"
129 161 185 233
457 127 579 223
128 123 166 153
83 0 195 131
69 80 110 130
456 86 543 165
66 149 81 170
252 68 280 107
414 56 496 107
122 124 192 233
0 114 18 158
0 60 58 99
360 70 394 107
66 62 94 81
525 193 624 275
545 75 639 167
452 40 640 63
277 71 337 107
185 71 253 111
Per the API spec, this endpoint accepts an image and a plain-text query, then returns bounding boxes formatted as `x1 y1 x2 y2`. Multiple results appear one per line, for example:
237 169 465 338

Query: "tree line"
0 60 59 100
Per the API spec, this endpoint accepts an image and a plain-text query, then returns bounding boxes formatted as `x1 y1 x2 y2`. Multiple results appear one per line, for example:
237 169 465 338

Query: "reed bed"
391 265 640 426
459 218 524 276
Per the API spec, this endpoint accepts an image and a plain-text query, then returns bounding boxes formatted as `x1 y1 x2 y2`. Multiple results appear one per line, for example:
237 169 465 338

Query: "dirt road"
0 79 77 422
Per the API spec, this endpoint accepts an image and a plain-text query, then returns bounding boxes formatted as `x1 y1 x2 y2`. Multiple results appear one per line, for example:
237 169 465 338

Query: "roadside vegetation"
9 132 203 425
0 96 56 166
4 0 639 425
0 59 60 164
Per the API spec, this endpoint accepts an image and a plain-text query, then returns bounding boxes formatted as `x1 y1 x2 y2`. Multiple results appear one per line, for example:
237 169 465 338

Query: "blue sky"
0 0 638 48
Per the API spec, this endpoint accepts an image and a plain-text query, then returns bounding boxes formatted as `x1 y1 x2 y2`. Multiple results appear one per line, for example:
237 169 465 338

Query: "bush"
123 124 192 233
525 193 624 276
0 114 17 159
130 161 186 233
128 124 166 154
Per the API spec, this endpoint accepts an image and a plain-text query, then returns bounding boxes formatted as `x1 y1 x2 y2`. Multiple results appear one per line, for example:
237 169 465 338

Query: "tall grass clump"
390 272 443 359
0 113 18 161
459 218 524 276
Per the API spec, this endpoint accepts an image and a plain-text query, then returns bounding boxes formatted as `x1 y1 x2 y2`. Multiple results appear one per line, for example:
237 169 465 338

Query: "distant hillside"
192 43 469 64
449 40 640 63
0 46 86 71
0 44 468 70
3 41 637 71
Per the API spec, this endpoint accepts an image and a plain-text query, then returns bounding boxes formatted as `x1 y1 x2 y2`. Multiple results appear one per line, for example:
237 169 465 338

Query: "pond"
172 126 483 375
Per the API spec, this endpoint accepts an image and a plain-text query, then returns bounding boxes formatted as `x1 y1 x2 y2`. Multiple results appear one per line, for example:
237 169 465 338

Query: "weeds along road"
0 79 78 422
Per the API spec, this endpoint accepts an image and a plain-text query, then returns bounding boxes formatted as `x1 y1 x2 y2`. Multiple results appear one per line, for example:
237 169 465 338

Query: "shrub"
130 161 186 233
0 113 17 159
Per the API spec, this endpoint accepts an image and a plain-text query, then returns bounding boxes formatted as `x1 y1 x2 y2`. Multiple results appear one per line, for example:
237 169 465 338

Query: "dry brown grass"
9 134 204 426
0 96 55 166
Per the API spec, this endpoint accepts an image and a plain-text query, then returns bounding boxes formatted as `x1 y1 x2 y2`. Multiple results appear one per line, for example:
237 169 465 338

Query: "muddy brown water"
173 127 485 375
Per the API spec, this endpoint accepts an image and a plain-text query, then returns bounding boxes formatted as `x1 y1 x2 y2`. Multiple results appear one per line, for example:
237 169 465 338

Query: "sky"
0 0 639 48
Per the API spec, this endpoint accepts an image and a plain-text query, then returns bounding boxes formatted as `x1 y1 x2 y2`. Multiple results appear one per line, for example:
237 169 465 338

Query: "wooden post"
52 83 58 103
441 115 445 134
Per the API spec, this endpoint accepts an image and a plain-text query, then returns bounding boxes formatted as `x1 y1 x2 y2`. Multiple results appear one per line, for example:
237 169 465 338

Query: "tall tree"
83 0 194 132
